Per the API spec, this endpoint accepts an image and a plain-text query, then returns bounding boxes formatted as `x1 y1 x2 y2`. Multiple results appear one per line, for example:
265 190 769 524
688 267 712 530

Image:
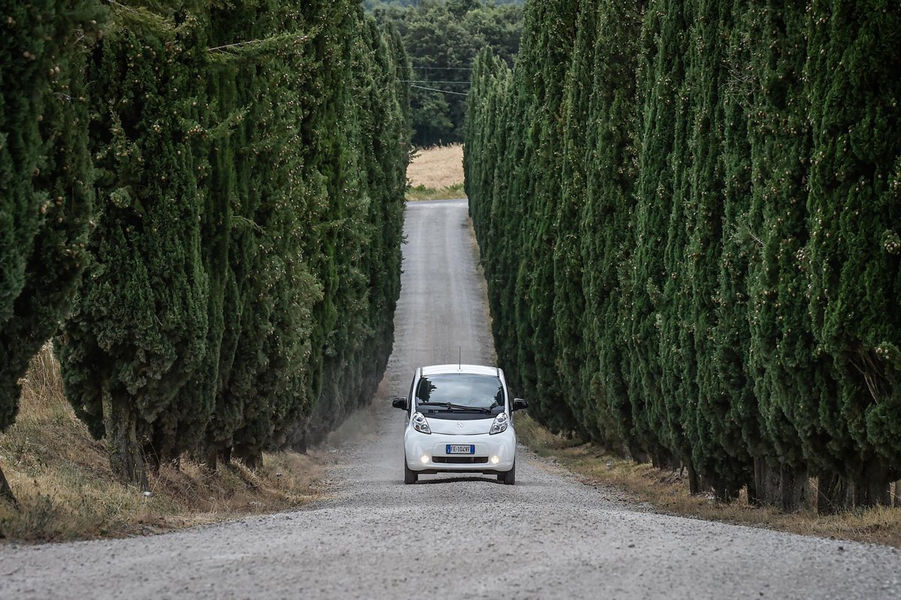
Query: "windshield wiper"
419 402 492 413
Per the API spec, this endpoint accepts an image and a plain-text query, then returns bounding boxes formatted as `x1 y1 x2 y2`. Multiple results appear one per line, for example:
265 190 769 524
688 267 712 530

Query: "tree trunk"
687 459 701 496
651 447 675 470
713 479 740 503
288 425 308 454
628 444 649 464
144 444 161 477
754 457 808 512
201 447 222 471
0 463 18 509
747 478 760 507
853 462 892 508
234 445 262 470
779 466 808 512
102 389 147 490
817 471 851 514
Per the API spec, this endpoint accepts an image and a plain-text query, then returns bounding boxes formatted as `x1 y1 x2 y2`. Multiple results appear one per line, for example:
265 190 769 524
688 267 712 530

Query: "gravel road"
1 198 899 599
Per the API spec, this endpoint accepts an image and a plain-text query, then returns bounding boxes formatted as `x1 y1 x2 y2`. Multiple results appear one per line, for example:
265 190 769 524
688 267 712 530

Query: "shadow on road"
413 476 504 486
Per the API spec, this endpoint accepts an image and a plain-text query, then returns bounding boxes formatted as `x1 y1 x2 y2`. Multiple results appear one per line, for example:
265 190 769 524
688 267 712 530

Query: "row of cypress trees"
465 0 900 511
1 0 410 491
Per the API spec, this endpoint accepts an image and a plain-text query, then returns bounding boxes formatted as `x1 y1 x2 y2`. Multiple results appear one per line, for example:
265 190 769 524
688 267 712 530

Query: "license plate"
447 444 475 455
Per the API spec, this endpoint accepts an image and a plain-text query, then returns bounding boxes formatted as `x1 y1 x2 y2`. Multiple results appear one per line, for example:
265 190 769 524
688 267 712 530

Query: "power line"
409 84 469 97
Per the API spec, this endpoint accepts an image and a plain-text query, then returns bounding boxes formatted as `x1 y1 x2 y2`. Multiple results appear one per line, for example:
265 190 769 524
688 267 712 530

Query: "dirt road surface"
1 199 898 599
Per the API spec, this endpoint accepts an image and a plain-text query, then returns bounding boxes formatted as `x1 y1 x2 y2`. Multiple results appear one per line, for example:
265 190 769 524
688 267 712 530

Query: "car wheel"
404 456 418 484
500 461 515 485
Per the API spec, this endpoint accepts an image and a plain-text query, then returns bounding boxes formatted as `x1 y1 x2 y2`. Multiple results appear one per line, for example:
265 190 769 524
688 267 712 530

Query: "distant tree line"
0 0 410 495
371 0 522 147
465 0 900 512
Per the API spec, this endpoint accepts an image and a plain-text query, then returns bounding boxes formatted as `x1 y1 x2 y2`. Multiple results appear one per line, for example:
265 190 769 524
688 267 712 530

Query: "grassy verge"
406 183 466 202
516 412 901 547
0 345 327 542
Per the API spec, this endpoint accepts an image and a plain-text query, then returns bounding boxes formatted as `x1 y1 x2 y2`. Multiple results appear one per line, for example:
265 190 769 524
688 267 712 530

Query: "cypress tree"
628 0 685 472
185 0 248 468
486 62 520 394
58 3 211 486
682 0 752 501
466 50 515 388
552 0 597 441
151 9 228 464
507 2 544 422
0 0 103 501
579 0 645 456
358 16 411 401
466 0 900 513
202 0 268 466
744 0 828 510
709 0 761 503
485 0 582 433
207 1 409 466
466 48 505 255
301 1 372 447
306 13 410 445
202 0 307 467
805 0 901 507
474 1 541 422
524 0 579 434
225 0 343 465
655 0 700 492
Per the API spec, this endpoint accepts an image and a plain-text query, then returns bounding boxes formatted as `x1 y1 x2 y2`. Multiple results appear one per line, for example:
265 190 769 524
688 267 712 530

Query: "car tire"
499 461 515 485
404 456 418 484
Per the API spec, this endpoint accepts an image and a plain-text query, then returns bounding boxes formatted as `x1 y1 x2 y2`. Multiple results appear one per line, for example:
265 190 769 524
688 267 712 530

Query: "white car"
392 364 527 485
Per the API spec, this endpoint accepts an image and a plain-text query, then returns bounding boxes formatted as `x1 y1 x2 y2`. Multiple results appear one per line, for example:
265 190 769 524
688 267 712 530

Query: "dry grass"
407 144 466 199
516 412 901 547
0 344 328 542
407 183 466 202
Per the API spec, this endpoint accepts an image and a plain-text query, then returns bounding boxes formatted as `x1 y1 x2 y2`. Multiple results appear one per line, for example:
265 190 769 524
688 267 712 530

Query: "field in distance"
407 144 465 200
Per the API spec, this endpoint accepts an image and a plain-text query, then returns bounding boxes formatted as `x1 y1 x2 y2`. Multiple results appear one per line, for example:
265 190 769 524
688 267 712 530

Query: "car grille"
433 456 489 464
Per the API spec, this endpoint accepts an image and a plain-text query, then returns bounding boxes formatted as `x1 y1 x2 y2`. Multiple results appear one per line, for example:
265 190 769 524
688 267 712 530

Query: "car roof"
420 364 503 377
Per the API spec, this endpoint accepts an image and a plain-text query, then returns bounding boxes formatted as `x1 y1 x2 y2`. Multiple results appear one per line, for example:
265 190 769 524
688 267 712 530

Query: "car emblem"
456 421 464 430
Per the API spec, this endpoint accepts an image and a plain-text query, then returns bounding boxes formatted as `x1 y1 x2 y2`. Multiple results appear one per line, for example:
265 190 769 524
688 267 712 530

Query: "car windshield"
416 373 504 415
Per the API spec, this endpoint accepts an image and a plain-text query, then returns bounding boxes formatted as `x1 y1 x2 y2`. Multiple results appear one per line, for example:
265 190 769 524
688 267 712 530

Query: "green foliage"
551 0 595 440
710 0 761 502
59 3 212 483
578 0 644 455
1 0 103 432
467 0 900 510
742 1 841 509
682 0 751 501
48 0 409 484
465 0 580 433
628 0 682 469
805 0 901 503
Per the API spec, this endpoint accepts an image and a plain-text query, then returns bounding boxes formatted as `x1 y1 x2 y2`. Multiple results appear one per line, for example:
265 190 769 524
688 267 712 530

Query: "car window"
416 374 505 411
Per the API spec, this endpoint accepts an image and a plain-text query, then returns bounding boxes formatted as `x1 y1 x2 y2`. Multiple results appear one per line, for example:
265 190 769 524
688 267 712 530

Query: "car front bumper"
404 428 516 473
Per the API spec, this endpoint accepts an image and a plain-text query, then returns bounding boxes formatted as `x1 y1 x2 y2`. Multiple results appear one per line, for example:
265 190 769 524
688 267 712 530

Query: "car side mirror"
392 397 408 411
512 398 528 412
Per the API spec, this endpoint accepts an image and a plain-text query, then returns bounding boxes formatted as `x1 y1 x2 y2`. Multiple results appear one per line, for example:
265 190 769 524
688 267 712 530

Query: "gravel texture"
1 199 899 599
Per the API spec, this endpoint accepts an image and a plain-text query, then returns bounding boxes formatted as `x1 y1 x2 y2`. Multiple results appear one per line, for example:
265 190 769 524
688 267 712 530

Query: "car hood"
425 417 495 435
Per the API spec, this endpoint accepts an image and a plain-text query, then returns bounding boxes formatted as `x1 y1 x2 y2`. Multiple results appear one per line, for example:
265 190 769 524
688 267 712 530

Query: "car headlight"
489 412 508 435
412 412 431 434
